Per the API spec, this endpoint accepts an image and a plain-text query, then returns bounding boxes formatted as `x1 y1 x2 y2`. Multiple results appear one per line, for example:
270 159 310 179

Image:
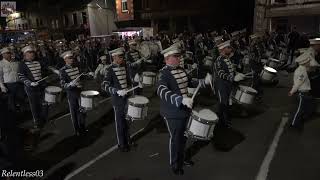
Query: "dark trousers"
290 92 314 127
24 87 48 127
113 105 129 148
216 80 232 127
5 82 25 111
252 71 263 97
67 91 86 134
164 117 188 169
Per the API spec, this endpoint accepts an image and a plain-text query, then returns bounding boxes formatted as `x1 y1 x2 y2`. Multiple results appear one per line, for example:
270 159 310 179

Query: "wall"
87 4 117 36
115 0 134 21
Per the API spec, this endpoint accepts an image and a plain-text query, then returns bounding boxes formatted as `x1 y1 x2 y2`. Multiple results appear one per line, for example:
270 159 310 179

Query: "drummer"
157 45 212 175
102 48 141 152
59 50 93 136
18 45 49 130
213 40 245 128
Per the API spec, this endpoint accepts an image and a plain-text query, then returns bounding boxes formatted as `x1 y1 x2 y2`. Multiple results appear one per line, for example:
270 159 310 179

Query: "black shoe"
172 167 184 175
184 160 194 167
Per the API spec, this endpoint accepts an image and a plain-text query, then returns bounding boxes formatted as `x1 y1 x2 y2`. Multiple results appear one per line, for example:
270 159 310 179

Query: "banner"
1 1 16 17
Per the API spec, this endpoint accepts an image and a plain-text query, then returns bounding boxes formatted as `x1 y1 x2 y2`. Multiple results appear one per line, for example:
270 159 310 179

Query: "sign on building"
1 1 16 17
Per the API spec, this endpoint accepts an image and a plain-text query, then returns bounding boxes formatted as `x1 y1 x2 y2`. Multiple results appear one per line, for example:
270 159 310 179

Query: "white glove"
205 73 212 85
134 73 141 83
30 82 39 87
88 72 95 77
234 73 245 82
117 90 127 97
192 63 198 69
0 85 7 93
182 97 193 109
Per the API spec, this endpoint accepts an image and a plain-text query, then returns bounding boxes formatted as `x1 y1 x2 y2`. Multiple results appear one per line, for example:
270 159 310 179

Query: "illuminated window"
122 0 128 12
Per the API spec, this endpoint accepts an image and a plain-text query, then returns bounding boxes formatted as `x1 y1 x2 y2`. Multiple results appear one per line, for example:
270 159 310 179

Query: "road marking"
52 97 111 122
255 113 289 180
64 127 145 180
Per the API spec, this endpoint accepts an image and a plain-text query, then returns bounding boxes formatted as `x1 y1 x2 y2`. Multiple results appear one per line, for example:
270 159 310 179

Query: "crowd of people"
0 27 319 177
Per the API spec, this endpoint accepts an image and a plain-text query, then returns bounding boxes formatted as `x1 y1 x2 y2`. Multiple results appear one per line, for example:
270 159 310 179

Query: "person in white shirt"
94 55 110 80
288 49 314 131
0 47 24 112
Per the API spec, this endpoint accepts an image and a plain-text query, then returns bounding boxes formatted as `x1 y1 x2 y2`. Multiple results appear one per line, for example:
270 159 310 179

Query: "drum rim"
238 86 258 95
190 114 217 125
81 90 100 97
45 86 62 94
128 95 150 106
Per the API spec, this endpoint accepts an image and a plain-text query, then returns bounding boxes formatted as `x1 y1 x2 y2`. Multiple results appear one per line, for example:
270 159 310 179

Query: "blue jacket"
157 65 205 119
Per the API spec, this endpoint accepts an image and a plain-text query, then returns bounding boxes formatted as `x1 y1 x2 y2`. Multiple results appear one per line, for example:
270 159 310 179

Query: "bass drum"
139 41 161 59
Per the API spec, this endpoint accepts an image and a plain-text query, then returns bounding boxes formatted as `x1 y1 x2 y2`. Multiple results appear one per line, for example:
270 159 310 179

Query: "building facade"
6 0 117 39
254 0 320 33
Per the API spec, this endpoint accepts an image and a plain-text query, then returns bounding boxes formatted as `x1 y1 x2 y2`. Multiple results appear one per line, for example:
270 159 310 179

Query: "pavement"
5 70 320 180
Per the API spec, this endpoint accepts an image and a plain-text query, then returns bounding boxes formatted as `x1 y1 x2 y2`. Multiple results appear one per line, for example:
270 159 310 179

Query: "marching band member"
249 34 264 99
60 51 93 136
102 48 140 152
214 40 245 128
0 47 24 112
157 45 212 175
288 49 314 131
18 45 49 129
59 51 93 136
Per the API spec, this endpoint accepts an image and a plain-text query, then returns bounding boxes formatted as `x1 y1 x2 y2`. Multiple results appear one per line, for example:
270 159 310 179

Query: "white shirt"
290 65 311 93
0 59 19 84
94 64 110 78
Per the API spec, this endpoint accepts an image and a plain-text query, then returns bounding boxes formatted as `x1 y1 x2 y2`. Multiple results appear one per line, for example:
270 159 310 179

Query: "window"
40 19 43 26
82 12 87 24
18 24 21 30
271 0 287 4
122 0 128 12
64 15 69 26
73 13 78 25
51 20 55 29
22 24 25 30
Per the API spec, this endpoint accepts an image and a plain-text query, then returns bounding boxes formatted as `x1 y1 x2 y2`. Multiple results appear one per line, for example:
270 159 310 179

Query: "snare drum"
142 72 157 86
80 91 100 110
45 86 62 104
260 66 277 81
186 109 218 140
233 85 257 105
127 95 149 121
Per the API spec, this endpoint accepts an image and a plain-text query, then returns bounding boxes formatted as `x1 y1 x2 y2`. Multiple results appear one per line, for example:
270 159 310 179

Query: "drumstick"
191 83 201 101
244 72 253 76
73 73 85 82
36 76 49 83
125 83 143 94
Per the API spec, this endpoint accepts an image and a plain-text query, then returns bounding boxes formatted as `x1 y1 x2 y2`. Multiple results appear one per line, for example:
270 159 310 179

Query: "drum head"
129 95 149 104
239 85 258 94
81 91 100 97
264 66 277 73
46 86 62 93
192 109 218 122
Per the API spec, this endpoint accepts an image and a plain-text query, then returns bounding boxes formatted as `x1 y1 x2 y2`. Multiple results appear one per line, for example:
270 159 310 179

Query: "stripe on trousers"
292 93 302 126
113 107 120 145
164 117 172 165
67 98 77 133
